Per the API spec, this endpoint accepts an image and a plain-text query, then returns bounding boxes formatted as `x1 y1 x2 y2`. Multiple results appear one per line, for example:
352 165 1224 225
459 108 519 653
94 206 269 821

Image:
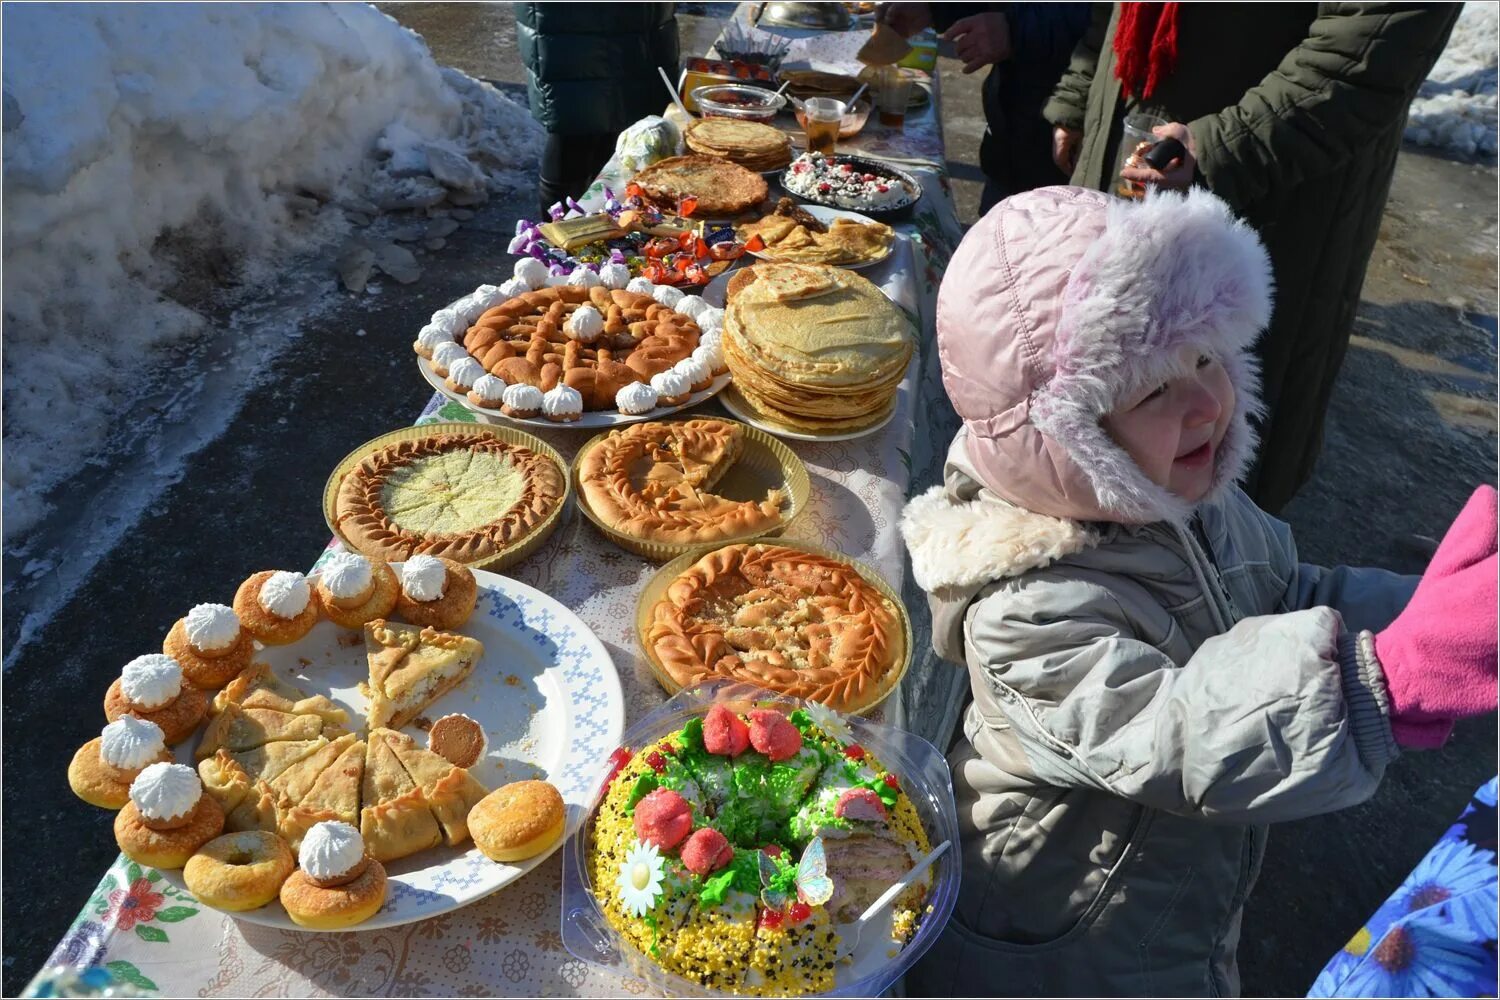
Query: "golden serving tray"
571 417 810 562
634 538 912 715
322 422 572 573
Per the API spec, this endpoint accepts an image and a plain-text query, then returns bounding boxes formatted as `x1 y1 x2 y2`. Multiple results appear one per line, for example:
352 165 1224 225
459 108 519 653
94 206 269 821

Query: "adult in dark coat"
514 2 678 214
1044 3 1458 512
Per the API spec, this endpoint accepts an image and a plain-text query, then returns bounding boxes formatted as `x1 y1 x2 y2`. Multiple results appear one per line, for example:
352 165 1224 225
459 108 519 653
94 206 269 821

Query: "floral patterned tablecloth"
28 18 970 999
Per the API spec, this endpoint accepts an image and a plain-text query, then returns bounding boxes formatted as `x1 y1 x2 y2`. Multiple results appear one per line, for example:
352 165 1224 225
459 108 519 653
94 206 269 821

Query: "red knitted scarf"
1113 2 1180 101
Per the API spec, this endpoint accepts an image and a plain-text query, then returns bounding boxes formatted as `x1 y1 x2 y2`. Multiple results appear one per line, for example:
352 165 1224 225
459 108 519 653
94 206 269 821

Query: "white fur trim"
900 486 1096 590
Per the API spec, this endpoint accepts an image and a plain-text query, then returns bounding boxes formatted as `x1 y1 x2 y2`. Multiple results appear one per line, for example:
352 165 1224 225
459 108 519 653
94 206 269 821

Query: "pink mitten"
1375 486 1498 748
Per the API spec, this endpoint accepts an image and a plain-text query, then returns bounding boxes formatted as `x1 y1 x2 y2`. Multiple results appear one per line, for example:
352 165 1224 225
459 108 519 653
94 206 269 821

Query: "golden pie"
225 732 358 832
462 286 701 409
194 703 345 761
361 731 444 862
381 728 489 846
579 418 784 545
362 619 483 731
199 738 329 817
646 543 904 713
630 154 769 218
335 432 564 563
280 738 366 848
213 662 348 726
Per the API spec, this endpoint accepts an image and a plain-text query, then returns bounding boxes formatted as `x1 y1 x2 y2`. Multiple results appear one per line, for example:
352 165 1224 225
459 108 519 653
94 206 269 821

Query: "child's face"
1102 346 1236 504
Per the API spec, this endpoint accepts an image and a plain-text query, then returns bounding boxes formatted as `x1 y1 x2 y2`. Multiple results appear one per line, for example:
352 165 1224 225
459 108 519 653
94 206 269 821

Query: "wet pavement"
4 5 1495 995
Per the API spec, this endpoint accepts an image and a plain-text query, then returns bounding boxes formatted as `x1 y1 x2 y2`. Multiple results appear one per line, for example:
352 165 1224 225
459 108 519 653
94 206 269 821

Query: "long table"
28 13 968 997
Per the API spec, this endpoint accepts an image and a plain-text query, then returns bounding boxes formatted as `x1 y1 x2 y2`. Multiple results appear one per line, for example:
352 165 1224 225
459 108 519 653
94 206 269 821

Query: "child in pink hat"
900 185 1495 995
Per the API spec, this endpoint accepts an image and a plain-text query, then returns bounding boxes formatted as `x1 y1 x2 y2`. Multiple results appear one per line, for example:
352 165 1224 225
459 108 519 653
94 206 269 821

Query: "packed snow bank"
2 3 541 538
1406 1 1498 162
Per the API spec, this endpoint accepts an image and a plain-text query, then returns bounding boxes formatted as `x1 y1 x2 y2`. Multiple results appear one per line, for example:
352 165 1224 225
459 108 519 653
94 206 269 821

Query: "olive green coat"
1042 3 1458 512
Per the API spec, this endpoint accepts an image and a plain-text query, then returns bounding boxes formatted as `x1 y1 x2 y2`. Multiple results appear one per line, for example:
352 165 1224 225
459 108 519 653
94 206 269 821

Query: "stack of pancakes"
684 119 793 173
723 264 913 434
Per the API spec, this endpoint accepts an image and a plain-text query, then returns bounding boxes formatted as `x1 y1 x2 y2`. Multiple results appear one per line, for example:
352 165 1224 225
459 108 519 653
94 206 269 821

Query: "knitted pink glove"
1375 485 1498 749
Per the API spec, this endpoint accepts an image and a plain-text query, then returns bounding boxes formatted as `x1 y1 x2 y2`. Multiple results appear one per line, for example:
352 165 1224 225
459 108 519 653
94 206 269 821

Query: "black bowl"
775 153 922 222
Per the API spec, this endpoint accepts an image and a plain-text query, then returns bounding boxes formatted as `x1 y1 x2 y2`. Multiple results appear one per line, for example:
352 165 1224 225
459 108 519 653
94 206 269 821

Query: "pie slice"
362 620 483 731
198 738 328 816
194 704 340 760
281 739 366 849
212 662 349 726
227 733 357 832
380 728 489 846
360 732 443 862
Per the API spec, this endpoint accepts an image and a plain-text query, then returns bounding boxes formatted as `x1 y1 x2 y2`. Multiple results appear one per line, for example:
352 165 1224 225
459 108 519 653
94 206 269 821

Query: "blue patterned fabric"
1310 778 1499 997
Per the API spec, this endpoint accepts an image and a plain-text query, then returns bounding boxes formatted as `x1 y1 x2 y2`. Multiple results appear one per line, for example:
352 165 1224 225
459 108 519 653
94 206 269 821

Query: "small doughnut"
104 678 209 746
393 557 478 630
67 737 173 810
184 831 295 912
233 571 322 645
164 619 255 690
279 861 388 929
315 562 400 630
468 780 565 863
114 795 225 870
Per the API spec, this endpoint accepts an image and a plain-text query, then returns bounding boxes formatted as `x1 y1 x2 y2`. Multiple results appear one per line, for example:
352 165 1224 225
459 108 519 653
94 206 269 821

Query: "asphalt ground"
4 6 1495 995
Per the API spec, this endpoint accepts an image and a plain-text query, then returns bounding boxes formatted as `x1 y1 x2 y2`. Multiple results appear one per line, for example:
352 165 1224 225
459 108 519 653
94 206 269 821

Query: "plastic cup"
1113 112 1167 199
875 66 913 129
804 97 846 155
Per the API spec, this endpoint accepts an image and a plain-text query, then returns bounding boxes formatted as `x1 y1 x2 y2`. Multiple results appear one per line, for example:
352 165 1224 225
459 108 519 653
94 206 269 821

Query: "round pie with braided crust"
461 286 702 411
646 543 903 713
335 433 565 563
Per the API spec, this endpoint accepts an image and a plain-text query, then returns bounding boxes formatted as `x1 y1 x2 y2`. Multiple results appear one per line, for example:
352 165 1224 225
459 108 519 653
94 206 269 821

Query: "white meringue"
100 717 167 771
696 306 725 332
566 268 603 289
626 277 656 296
129 762 202 822
615 382 660 415
401 555 447 602
542 384 584 419
566 305 604 343
318 551 373 600
299 821 366 882
446 357 486 390
471 374 508 403
692 341 726 374
650 369 692 400
184 604 239 652
674 355 713 388
502 383 544 414
428 307 468 337
598 263 632 289
120 654 183 709
545 272 571 287
514 257 550 290
259 571 311 619
415 325 453 354
431 341 471 371
470 284 508 313
498 276 531 298
675 295 711 321
652 284 685 309
698 327 722 350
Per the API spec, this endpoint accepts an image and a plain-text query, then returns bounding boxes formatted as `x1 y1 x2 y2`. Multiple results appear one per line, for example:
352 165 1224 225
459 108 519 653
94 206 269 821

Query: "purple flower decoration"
603 186 615 201
52 920 107 970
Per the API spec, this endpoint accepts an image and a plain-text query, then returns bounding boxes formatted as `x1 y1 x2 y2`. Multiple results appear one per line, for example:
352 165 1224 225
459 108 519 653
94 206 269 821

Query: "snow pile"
2 3 542 538
1406 2 1498 161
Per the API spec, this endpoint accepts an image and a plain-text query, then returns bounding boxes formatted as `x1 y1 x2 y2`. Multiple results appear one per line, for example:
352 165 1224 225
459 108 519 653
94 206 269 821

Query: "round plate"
633 539 913 716
777 154 923 222
570 416 811 561
742 204 894 271
718 382 900 442
322 422 570 574
164 565 624 931
417 357 732 430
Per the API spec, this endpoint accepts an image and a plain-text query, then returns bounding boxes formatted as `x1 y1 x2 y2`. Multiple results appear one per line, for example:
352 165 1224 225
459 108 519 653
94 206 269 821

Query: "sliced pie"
360 731 443 862
281 738 366 848
227 733 357 832
380 728 489 846
578 419 784 545
212 662 349 726
362 619 483 731
198 738 328 816
194 704 344 760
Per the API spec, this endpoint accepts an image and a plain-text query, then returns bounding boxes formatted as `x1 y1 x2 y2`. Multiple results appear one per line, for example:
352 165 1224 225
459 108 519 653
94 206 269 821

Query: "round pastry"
445 356 487 394
615 382 660 416
501 383 544 419
68 718 173 809
567 267 603 289
498 276 531 298
164 604 253 690
469 780 566 863
598 263 632 290
675 295 711 322
542 384 583 423
430 340 471 377
279 821 388 929
414 324 454 360
184 830 296 912
104 655 210 745
114 763 226 869
626 277 656 296
233 571 321 645
313 552 399 629
674 355 714 393
468 374 509 410
693 340 727 376
427 713 488 769
393 555 478 629
651 369 692 407
565 305 605 344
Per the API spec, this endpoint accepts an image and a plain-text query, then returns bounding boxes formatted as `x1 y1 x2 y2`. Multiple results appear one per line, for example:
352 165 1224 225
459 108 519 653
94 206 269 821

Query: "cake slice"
380 728 489 846
227 732 356 832
212 662 349 725
195 703 341 760
360 732 443 861
362 619 483 730
281 738 366 849
198 738 328 816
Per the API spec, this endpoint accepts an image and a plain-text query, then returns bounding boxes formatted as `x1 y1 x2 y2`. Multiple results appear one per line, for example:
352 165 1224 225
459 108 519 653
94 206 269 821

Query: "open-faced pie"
630 154 769 218
194 703 347 760
362 619 483 731
334 432 564 563
280 737 366 848
579 418 784 545
646 543 904 713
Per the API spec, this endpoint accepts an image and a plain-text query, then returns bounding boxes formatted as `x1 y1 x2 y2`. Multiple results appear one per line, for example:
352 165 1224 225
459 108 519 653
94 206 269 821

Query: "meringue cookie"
698 327 722 350
514 257 550 290
470 284 508 313
498 276 531 298
428 307 468 337
696 306 724 332
415 325 454 354
626 277 656 296
675 355 713 389
130 762 202 822
319 551 373 600
446 357 486 390
598 263 632 290
675 295 711 321
401 555 447 602
184 604 240 652
566 305 604 343
100 717 168 771
300 821 366 882
542 384 584 420
652 284 685 309
259 571 311 619
615 382 660 415
651 369 692 401
692 341 726 375
566 267 603 289
120 654 184 709
471 374 508 403
545 272 571 287
502 383 544 415
431 341 471 371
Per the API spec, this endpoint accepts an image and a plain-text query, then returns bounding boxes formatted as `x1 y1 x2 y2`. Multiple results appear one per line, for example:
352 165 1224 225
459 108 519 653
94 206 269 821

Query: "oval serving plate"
776 153 923 222
741 203 895 272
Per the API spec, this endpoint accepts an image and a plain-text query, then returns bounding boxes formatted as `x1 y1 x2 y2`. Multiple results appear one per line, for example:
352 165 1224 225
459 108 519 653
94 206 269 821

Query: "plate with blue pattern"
163 561 623 931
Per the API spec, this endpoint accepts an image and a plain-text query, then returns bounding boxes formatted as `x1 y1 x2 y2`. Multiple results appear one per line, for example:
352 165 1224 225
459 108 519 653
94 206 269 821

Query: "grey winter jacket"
899 430 1417 996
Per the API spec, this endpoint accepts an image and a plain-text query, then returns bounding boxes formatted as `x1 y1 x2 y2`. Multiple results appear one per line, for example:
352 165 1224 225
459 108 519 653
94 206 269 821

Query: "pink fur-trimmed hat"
936 185 1273 525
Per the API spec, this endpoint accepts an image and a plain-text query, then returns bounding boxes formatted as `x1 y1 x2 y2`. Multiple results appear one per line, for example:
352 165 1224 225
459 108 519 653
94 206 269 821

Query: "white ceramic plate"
166 564 623 931
744 204 894 271
417 356 732 429
717 383 899 443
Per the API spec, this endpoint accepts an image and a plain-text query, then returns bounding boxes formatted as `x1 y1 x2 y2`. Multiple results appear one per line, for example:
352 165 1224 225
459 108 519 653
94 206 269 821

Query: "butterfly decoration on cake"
759 835 835 909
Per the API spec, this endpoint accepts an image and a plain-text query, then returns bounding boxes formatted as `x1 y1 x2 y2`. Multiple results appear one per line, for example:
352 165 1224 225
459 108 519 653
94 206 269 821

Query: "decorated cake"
587 701 933 994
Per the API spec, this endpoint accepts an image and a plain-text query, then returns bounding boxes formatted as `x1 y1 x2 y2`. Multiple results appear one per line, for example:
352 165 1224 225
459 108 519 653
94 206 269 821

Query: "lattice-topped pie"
334 432 564 563
646 543 904 713
578 418 784 546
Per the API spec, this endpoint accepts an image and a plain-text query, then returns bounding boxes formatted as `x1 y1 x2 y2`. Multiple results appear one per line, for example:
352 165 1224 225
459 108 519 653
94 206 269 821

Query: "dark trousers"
538 132 617 215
